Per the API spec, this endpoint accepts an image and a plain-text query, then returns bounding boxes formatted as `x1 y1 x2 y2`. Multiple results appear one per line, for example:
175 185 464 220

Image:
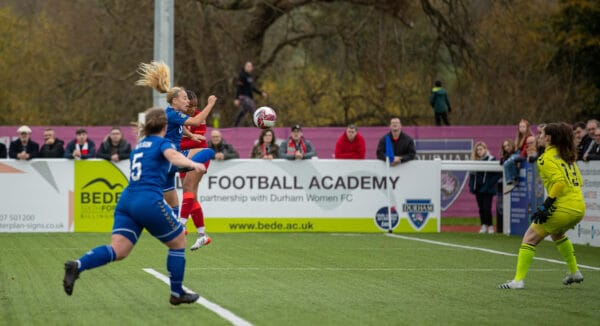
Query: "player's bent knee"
165 232 186 250
110 236 135 260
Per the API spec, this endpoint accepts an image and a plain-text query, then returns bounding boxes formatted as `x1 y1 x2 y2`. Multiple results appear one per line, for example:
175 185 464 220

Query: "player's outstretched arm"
185 95 217 126
163 148 206 174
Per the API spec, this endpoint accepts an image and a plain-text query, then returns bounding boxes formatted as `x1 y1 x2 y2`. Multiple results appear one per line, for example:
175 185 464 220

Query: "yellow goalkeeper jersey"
537 145 585 212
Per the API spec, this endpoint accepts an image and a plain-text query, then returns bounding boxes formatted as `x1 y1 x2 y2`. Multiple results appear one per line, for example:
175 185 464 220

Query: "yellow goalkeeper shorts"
531 206 584 237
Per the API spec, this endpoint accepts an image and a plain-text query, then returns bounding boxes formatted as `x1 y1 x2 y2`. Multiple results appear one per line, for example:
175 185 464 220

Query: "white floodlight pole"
153 0 174 108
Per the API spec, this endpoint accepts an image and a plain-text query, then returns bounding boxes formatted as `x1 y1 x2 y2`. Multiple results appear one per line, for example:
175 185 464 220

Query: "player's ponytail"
135 61 185 105
136 61 171 93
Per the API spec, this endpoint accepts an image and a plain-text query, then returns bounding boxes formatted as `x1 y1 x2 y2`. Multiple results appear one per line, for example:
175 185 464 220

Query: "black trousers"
434 112 450 126
234 96 256 127
475 192 494 226
496 190 503 233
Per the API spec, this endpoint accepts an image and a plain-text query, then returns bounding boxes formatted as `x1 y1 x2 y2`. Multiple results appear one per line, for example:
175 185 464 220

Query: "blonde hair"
471 141 488 160
135 61 184 104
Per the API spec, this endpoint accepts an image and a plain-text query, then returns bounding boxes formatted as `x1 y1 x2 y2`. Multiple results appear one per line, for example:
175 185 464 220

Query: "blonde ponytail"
135 61 171 93
135 61 185 105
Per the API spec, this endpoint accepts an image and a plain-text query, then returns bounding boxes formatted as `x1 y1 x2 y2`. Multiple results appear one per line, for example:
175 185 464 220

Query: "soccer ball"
253 106 277 129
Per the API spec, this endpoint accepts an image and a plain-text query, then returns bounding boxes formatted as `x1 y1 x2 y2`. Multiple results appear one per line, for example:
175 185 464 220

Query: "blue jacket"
469 154 502 195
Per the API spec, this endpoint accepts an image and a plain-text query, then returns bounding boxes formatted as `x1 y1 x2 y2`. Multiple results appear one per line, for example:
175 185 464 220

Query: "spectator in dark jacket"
583 119 599 161
96 127 132 162
279 124 317 160
0 142 7 159
376 117 416 166
250 128 279 159
38 128 65 158
334 124 366 159
233 61 268 127
573 121 591 161
64 128 96 160
585 129 600 161
469 141 502 234
429 80 452 126
208 129 239 160
9 125 39 160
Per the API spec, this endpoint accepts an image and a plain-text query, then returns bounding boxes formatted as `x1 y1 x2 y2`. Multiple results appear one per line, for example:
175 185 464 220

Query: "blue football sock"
191 149 215 163
167 248 186 296
78 245 116 272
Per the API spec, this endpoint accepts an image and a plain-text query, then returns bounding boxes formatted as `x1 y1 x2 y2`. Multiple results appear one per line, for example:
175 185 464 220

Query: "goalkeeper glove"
530 197 556 224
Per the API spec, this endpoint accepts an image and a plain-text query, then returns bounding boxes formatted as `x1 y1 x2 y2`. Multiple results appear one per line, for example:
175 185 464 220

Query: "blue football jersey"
165 106 189 151
127 135 175 195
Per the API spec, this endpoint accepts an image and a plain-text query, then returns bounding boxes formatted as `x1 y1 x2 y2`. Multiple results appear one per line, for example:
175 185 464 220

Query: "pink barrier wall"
0 125 519 218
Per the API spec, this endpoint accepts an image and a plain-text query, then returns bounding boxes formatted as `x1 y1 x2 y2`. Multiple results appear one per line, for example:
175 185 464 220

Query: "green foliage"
0 7 69 124
552 0 600 119
0 0 598 126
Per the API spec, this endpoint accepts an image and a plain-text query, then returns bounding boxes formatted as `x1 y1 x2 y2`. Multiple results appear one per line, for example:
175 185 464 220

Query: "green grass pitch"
1 232 599 325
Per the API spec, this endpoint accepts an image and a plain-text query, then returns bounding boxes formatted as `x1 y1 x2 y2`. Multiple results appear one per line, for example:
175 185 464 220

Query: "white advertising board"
566 161 600 246
191 159 441 232
0 160 72 232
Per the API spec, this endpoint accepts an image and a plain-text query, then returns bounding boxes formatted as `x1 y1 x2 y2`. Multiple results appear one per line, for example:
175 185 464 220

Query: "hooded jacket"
429 87 452 113
334 131 366 159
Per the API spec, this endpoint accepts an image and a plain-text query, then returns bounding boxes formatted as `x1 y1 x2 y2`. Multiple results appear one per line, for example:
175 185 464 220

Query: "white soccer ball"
253 106 277 129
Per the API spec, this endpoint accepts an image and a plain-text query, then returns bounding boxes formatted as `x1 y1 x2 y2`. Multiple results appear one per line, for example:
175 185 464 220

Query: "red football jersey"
180 109 208 150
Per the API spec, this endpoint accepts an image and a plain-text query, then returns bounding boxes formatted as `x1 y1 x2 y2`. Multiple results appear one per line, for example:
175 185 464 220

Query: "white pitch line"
385 233 600 271
143 268 253 326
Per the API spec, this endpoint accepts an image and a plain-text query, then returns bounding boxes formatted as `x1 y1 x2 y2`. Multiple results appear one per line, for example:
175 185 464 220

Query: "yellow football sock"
555 236 578 274
514 243 536 281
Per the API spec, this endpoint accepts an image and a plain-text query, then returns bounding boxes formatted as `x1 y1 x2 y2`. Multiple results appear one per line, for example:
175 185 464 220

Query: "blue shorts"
163 168 177 192
162 149 190 192
112 189 183 244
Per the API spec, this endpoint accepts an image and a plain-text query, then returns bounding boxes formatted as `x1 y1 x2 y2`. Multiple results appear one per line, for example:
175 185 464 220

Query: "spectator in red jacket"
334 124 366 159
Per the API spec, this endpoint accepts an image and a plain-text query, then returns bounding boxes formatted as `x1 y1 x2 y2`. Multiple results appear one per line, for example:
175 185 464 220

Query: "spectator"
469 142 501 234
496 139 518 234
208 129 239 160
582 119 599 161
38 128 65 158
429 80 452 126
233 61 268 127
64 128 96 160
503 118 533 193
250 128 279 159
0 142 6 159
572 121 591 161
334 124 366 159
376 117 416 166
534 123 547 157
525 135 538 163
585 128 600 161
279 124 317 160
96 127 132 162
9 125 39 160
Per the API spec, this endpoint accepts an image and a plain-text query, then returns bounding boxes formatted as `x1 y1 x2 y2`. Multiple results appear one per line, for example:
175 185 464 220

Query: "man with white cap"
9 125 39 160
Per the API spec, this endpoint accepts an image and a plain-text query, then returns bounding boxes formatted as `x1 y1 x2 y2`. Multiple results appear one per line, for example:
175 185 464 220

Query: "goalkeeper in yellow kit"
499 122 585 289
